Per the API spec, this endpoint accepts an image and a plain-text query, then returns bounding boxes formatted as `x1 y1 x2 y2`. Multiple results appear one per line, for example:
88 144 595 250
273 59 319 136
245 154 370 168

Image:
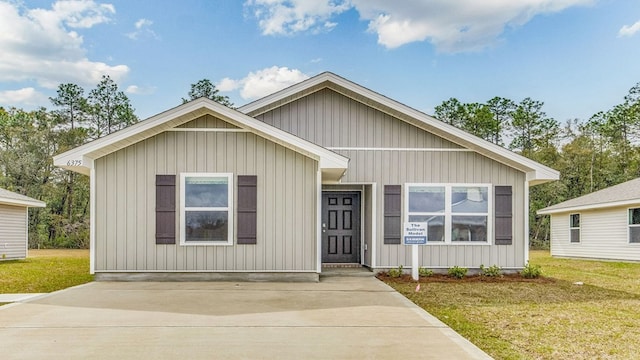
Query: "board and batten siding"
0 204 28 260
255 88 527 269
94 115 318 272
550 207 640 261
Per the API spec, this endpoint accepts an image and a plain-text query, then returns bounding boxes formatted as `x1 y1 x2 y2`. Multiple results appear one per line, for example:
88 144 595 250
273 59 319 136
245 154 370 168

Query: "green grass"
382 251 640 360
0 249 93 295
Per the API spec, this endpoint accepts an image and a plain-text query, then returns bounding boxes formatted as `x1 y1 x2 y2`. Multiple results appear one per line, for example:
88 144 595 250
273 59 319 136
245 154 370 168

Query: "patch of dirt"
376 272 555 284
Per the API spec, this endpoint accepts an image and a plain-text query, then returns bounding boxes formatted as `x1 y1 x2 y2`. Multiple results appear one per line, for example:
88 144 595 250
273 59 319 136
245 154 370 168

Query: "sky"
1 0 639 124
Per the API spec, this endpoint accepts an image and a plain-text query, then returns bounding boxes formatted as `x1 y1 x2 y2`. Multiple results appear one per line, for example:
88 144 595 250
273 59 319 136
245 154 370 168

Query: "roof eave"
53 97 349 176
538 199 640 215
240 72 560 182
0 198 46 208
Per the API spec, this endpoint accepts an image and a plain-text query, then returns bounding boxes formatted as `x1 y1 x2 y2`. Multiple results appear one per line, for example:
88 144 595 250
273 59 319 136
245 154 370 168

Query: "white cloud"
619 20 640 37
218 66 310 100
125 85 156 95
0 0 128 88
126 18 157 40
217 77 241 92
0 88 49 106
245 0 351 35
245 0 593 52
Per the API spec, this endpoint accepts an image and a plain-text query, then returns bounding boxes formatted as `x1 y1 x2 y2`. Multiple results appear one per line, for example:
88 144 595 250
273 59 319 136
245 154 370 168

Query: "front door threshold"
322 263 362 268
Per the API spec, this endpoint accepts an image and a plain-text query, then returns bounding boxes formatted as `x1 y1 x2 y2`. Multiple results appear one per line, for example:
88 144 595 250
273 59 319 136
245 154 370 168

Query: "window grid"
628 208 640 244
405 184 491 244
180 173 234 246
569 213 580 243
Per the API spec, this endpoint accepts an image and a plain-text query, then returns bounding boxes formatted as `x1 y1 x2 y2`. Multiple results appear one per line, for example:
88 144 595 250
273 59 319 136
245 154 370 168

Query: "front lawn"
0 249 93 294
382 251 640 359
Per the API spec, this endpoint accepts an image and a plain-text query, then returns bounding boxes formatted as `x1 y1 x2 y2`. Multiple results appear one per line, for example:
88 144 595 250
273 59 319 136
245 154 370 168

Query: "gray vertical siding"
0 204 27 260
256 88 528 269
94 115 318 272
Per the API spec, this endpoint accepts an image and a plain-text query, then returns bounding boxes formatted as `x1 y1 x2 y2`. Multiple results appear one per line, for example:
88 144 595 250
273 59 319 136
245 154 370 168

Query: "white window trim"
569 213 580 244
405 183 492 245
627 207 640 245
180 173 234 246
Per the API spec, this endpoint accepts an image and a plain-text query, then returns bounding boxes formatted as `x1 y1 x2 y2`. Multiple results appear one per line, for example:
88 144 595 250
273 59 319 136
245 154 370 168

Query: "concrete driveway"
0 277 491 359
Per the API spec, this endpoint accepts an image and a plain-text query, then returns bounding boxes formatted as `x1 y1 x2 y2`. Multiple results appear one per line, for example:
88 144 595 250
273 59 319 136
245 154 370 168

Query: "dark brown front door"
322 192 360 263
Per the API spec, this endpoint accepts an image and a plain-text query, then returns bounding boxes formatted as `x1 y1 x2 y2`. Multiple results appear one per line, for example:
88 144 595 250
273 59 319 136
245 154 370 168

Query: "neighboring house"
53 72 559 281
0 188 46 260
538 177 640 261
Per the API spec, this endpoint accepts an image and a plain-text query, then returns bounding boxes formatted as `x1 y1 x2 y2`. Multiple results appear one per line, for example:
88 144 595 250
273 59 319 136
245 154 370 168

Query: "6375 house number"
66 160 82 166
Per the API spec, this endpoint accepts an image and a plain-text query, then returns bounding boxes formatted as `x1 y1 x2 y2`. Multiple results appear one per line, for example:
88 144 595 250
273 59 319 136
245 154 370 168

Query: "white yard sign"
403 222 427 245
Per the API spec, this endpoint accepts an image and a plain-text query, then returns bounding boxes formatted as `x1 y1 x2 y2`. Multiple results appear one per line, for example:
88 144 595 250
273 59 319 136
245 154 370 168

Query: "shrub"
521 262 542 279
418 267 434 277
388 265 403 278
448 266 468 279
480 264 502 277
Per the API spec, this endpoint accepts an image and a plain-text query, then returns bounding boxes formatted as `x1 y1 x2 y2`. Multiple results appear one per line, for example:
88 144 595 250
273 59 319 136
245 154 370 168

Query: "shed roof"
53 98 350 182
240 72 559 185
0 188 46 208
538 177 640 215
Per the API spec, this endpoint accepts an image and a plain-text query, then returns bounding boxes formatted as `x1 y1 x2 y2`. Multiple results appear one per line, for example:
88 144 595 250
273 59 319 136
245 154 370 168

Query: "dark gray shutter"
384 185 402 244
237 175 257 245
494 185 512 245
156 175 176 245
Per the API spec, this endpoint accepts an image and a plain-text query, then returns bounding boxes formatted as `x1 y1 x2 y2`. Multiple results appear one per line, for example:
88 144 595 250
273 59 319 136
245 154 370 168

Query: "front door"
322 192 361 263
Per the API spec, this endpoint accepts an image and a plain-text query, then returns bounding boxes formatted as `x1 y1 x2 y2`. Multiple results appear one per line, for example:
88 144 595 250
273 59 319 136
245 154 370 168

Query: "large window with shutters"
180 173 233 245
405 184 490 244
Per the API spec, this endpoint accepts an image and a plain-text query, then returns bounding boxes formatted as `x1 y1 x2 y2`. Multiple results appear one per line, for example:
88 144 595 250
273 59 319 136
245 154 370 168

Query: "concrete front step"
320 266 374 278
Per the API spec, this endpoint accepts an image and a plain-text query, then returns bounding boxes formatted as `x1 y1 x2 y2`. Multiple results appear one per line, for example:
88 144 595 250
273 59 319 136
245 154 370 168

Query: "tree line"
0 75 637 248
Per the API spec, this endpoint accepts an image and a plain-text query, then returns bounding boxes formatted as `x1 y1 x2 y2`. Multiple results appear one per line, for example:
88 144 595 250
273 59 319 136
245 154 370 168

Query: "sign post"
403 222 427 280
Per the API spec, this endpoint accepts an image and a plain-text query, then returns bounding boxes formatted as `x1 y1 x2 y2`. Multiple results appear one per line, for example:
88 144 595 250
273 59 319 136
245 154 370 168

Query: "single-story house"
0 188 46 260
538 177 640 261
53 72 559 281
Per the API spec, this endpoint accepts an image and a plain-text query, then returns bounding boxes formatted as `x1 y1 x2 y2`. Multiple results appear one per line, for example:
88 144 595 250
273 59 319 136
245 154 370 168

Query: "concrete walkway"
0 277 492 359
0 293 46 302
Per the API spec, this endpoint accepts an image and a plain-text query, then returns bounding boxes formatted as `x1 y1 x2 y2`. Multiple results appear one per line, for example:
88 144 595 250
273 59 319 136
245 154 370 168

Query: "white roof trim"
240 72 559 184
53 98 349 178
537 199 640 215
0 196 46 208
0 199 46 208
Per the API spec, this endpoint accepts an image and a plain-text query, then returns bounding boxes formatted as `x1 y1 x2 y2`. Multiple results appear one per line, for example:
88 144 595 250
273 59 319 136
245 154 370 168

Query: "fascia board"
537 200 640 215
54 97 349 175
238 73 333 114
0 198 46 208
330 79 560 182
240 72 559 183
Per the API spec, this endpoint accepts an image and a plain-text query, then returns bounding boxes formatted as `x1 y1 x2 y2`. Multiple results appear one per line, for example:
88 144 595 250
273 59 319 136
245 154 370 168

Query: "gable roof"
538 177 640 215
53 98 349 182
240 72 559 185
0 188 46 208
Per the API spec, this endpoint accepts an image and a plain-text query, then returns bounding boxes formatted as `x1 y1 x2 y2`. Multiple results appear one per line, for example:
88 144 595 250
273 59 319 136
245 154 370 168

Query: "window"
629 208 640 243
406 184 490 244
569 214 580 243
180 173 233 245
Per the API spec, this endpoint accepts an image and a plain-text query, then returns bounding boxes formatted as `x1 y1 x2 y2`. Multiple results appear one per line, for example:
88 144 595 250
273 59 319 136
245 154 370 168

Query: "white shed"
538 178 640 261
0 188 46 260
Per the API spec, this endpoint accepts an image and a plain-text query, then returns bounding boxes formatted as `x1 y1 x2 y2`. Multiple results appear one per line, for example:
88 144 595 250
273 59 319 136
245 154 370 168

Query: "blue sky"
1 0 639 124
